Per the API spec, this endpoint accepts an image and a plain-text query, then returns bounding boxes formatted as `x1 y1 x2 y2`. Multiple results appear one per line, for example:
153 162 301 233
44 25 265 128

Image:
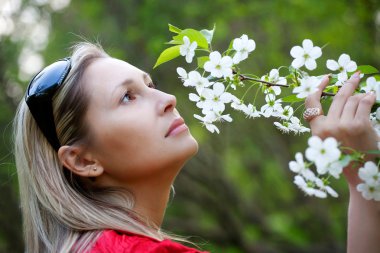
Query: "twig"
238 74 335 97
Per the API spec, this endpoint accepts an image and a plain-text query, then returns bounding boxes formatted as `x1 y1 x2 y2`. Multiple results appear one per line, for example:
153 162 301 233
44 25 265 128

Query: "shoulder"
89 230 209 253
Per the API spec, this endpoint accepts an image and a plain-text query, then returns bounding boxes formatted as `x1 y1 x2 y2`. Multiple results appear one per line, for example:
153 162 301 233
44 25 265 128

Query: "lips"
165 117 187 137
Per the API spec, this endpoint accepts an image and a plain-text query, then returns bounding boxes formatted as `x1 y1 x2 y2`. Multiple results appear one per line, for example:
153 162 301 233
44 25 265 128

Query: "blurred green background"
0 0 379 252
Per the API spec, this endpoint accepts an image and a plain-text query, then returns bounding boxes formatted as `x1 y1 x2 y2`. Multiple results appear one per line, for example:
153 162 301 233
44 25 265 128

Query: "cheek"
91 116 164 178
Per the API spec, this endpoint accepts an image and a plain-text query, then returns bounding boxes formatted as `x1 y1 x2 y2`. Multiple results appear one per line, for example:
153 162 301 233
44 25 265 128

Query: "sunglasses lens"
25 58 71 151
27 59 71 98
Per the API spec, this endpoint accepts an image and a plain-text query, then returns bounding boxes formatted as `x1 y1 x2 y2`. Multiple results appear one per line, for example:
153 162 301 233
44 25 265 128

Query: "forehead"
81 58 147 107
84 57 144 85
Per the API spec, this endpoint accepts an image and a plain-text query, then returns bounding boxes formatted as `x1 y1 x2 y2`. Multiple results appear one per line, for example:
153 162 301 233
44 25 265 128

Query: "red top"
89 230 209 253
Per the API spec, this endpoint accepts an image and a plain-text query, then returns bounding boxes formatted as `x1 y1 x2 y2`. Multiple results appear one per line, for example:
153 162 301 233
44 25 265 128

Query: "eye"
121 91 135 103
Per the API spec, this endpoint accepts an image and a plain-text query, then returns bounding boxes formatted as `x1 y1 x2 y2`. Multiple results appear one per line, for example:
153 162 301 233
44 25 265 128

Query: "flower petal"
338 54 350 66
209 51 221 63
290 46 304 58
291 57 305 69
304 59 317 70
326 60 339 71
302 39 313 52
345 61 357 72
309 47 322 58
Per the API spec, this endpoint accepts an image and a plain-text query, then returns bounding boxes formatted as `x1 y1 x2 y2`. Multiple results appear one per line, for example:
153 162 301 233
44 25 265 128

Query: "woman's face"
81 57 198 186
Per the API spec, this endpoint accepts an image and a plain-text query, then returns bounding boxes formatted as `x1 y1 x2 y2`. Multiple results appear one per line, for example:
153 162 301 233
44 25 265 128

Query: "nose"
157 90 177 115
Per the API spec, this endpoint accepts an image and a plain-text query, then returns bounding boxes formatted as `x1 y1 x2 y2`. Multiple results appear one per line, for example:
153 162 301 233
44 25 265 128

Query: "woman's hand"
305 72 379 184
305 72 378 154
305 72 380 253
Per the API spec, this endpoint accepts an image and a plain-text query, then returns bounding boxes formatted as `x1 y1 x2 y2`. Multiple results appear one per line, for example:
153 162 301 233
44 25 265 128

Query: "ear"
57 145 104 178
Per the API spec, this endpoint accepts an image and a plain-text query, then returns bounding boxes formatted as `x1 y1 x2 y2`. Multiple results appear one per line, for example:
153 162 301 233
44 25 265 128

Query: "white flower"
373 122 380 137
204 51 233 78
376 108 380 121
184 71 212 93
260 94 282 118
179 36 197 63
320 160 343 179
305 136 341 171
274 117 310 135
261 69 286 95
290 39 322 70
231 98 246 112
358 161 380 186
242 104 261 119
189 88 212 110
288 116 310 134
232 34 256 64
289 153 316 180
361 77 380 101
194 114 220 134
294 175 327 198
208 110 233 123
277 105 294 120
326 54 357 73
274 121 290 133
357 183 380 201
326 54 357 86
243 104 261 118
292 76 320 99
176 67 188 81
314 178 339 198
202 82 233 113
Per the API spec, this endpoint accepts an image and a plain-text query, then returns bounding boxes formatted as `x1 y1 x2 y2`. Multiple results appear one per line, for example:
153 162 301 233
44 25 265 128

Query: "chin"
173 134 199 165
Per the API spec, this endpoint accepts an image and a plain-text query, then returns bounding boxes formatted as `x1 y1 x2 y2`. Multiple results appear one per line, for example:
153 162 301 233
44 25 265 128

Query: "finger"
304 75 330 129
340 93 366 122
327 71 361 119
305 75 330 110
355 92 376 122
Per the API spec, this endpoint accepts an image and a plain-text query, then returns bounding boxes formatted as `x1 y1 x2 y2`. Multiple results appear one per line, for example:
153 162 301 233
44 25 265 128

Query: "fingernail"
369 91 376 97
351 71 361 79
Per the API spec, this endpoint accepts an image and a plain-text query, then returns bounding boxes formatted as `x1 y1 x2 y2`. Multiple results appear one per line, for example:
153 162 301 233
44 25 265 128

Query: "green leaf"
371 74 380 81
226 39 234 55
173 29 209 49
197 56 209 68
165 40 182 45
168 24 182 34
281 94 304 103
366 150 380 155
200 24 215 44
356 65 379 75
153 45 181 69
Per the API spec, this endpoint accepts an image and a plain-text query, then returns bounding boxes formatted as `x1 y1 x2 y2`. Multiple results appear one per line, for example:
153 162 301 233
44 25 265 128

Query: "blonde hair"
14 42 174 253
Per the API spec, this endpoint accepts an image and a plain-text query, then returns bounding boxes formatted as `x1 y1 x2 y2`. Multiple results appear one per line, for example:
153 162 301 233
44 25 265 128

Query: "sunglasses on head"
25 58 71 151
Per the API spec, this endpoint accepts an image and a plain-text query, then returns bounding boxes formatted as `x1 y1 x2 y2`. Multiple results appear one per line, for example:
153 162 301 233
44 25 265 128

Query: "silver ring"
303 107 321 121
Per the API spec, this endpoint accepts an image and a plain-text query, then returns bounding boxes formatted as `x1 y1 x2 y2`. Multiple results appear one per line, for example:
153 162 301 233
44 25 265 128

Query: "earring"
93 167 98 171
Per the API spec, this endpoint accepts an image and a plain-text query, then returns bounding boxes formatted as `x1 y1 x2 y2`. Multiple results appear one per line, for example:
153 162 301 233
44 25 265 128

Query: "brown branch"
238 74 335 97
239 74 290 87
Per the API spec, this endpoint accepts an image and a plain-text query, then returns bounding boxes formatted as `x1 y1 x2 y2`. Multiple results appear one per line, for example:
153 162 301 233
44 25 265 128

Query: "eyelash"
121 91 135 103
121 81 158 104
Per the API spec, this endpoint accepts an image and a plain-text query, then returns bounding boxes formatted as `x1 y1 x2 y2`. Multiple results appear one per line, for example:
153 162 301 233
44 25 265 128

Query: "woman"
14 42 379 253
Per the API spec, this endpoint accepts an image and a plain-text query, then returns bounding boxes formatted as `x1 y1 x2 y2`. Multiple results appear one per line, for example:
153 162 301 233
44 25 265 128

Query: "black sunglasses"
25 58 71 151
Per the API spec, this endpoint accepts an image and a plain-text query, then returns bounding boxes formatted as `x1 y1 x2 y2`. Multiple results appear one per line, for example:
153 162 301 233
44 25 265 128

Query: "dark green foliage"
1 0 379 252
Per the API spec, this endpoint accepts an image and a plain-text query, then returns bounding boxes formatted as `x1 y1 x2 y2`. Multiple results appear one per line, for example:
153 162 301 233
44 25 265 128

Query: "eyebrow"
111 72 152 100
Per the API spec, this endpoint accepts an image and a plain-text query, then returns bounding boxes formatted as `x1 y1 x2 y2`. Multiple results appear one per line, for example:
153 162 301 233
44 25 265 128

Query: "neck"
132 182 173 227
96 161 186 230
128 164 184 228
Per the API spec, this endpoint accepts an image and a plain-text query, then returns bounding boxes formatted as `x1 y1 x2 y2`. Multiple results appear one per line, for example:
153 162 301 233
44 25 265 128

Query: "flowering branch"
238 74 289 87
238 73 336 96
154 23 380 201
